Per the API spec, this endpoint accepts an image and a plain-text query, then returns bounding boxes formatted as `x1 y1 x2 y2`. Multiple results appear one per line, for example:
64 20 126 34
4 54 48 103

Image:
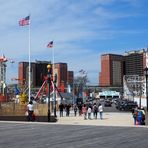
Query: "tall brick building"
99 49 147 87
18 61 73 91
124 50 146 76
18 62 36 86
99 54 124 87
54 63 68 90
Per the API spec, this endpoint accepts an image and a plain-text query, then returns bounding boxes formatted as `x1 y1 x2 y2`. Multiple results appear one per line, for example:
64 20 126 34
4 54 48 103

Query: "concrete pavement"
0 111 147 127
1 122 148 148
55 112 145 127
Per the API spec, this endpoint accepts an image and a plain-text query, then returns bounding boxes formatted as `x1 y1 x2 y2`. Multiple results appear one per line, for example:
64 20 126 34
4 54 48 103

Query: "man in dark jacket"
59 103 64 117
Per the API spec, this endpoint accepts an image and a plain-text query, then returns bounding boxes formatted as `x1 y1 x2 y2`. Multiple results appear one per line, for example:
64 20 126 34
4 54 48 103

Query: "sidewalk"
0 112 147 127
56 112 146 127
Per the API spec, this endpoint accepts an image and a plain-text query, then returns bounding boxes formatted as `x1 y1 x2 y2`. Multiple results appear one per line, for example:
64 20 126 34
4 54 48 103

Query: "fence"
0 102 49 116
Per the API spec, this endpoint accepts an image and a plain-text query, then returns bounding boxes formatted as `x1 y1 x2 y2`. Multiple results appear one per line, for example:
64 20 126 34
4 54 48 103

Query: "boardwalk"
0 121 148 148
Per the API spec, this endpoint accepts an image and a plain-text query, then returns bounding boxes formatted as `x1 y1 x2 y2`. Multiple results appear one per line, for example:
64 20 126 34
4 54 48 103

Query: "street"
0 121 148 148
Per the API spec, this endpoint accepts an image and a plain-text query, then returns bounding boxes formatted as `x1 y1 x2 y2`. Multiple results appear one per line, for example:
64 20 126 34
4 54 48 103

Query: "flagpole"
28 16 31 102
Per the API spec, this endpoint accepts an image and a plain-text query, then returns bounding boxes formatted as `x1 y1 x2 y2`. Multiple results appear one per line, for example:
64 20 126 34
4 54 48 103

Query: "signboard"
99 91 120 97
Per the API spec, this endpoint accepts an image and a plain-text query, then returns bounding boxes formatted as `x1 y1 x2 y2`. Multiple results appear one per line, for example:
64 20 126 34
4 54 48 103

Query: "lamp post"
53 74 57 117
47 64 52 122
144 67 148 111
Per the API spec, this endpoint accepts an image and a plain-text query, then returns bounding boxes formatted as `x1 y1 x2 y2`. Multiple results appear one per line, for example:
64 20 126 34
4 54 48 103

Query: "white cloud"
0 0 147 85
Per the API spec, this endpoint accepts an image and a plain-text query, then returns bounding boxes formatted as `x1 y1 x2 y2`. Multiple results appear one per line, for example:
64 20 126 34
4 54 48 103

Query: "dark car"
122 101 137 111
116 100 125 110
116 100 137 111
104 100 112 107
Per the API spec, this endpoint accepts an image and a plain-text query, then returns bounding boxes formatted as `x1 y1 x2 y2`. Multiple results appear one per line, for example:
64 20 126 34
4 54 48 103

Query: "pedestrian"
87 106 92 119
137 109 143 125
59 103 64 117
98 103 103 120
78 103 82 116
93 103 98 119
82 104 87 119
141 112 145 125
73 104 78 116
65 103 71 117
27 100 34 121
138 108 145 125
132 107 138 125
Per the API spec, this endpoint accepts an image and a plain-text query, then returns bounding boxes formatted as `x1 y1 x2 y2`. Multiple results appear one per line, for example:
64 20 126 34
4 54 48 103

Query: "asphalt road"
0 122 147 148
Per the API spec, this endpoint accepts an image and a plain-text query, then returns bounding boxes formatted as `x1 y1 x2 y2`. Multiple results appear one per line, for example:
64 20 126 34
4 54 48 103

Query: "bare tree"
124 75 144 107
74 69 89 98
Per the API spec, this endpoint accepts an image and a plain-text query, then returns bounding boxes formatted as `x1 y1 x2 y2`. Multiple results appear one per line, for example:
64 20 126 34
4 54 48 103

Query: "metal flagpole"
28 16 31 102
19 15 31 102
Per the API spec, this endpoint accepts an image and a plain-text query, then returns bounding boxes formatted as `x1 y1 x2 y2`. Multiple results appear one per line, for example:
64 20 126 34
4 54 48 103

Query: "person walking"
87 106 92 120
65 103 71 117
137 108 145 125
98 103 103 120
93 103 98 119
132 107 138 125
78 103 82 116
73 104 78 117
82 104 87 120
59 103 64 117
27 101 34 121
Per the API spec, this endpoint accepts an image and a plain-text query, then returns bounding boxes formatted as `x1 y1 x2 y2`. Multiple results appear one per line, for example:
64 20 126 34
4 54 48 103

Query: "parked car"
116 100 137 111
104 100 112 107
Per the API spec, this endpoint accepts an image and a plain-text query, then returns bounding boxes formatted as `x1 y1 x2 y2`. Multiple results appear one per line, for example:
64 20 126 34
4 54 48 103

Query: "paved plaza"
0 120 148 148
56 112 135 127
53 111 148 127
0 112 148 148
0 111 146 127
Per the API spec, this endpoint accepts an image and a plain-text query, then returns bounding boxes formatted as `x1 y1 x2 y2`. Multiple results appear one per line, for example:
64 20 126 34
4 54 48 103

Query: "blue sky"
1 0 148 85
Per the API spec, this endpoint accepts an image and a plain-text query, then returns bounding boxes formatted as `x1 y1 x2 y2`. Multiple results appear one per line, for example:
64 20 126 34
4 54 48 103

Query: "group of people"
81 103 103 120
132 107 145 125
59 103 71 117
26 100 147 125
59 102 104 120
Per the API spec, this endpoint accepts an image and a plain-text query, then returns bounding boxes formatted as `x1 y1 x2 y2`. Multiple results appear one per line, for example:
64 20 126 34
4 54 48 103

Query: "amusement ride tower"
0 55 7 101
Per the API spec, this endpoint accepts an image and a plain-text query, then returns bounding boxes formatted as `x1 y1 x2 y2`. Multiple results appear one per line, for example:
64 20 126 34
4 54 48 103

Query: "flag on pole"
47 41 53 48
19 16 30 26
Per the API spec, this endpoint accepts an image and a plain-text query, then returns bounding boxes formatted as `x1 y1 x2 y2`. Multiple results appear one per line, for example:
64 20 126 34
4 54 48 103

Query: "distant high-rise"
18 61 73 91
18 61 49 87
99 49 147 87
99 54 124 87
54 63 68 90
124 49 146 76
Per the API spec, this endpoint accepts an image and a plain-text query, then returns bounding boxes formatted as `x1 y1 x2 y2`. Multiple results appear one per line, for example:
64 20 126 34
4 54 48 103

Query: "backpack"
94 105 98 112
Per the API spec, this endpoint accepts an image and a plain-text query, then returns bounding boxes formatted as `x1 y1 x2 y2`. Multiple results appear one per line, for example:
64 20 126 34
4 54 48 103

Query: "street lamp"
144 67 148 111
53 74 57 117
47 64 52 122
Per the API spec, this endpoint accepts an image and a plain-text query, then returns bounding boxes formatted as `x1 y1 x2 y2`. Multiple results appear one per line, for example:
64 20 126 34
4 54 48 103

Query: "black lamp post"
47 64 52 122
144 67 148 111
54 74 57 117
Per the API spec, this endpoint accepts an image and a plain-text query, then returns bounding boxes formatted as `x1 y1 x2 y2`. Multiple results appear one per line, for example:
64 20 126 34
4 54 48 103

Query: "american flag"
19 16 30 26
47 41 53 48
